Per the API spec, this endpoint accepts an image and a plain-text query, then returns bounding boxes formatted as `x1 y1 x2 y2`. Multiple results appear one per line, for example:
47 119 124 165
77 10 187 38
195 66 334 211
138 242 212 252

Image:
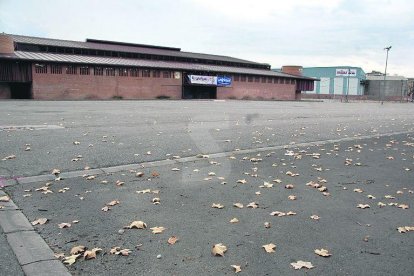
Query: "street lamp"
382 46 392 104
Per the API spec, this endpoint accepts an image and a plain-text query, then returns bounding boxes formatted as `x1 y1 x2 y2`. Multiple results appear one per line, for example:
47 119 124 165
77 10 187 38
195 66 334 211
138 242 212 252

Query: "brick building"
0 34 314 100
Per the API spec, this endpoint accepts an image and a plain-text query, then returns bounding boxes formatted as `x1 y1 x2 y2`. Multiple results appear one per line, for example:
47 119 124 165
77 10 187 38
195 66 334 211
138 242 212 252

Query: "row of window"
35 64 173 78
233 75 295 84
35 63 296 84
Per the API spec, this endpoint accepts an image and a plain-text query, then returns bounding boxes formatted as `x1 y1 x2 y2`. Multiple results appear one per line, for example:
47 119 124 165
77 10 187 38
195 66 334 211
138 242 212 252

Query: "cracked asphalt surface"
1 100 414 275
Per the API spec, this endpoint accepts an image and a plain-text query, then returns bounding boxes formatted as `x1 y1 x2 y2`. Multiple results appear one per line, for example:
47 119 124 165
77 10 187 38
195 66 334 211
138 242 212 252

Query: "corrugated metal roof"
10 34 267 66
0 51 313 79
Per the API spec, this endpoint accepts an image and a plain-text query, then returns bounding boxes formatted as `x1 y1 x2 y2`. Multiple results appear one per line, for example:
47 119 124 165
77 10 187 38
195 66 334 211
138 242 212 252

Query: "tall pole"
346 67 350 103
382 46 392 104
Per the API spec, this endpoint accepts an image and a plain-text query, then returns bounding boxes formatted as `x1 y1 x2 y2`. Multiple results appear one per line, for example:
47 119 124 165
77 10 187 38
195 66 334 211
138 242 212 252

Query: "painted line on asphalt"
7 130 414 186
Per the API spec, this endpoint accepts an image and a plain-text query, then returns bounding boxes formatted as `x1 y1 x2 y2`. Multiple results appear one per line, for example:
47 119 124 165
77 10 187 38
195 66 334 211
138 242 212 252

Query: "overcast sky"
1 0 413 76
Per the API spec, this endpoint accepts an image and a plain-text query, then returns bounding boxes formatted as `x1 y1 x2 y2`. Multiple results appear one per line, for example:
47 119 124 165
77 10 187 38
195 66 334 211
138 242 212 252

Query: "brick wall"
0 83 11 99
217 80 296 100
32 65 182 100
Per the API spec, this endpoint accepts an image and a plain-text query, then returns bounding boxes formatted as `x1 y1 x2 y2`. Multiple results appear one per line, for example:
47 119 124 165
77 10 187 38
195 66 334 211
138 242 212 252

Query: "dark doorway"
183 85 217 99
10 83 32 99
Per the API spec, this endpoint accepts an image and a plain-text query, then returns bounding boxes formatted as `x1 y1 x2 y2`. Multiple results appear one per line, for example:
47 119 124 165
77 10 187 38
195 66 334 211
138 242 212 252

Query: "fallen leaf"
264 222 271 228
246 202 258 209
291 260 314 270
0 196 10 202
262 243 276 253
54 253 65 259
101 206 110 212
378 202 386 207
152 197 160 204
398 204 409 209
51 169 61 175
397 226 414 233
212 203 224 209
70 245 86 255
288 195 297 200
237 179 247 184
367 195 376 199
73 141 80 145
230 218 239 223
86 175 96 180
137 189 151 194
31 218 48 225
58 223 71 229
260 182 273 188
110 247 132 256
233 203 244 209
150 226 166 234
63 254 80 265
107 200 120 206
310 215 320 220
357 204 370 209
127 221 147 229
167 236 179 245
285 184 294 189
171 168 180 171
2 155 16 160
354 188 364 193
84 248 102 260
136 172 144 177
115 180 124 186
314 248 331 257
231 265 241 273
212 243 227 256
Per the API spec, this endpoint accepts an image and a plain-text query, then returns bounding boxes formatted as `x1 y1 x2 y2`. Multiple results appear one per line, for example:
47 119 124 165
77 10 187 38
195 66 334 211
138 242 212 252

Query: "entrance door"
10 83 32 99
183 85 217 99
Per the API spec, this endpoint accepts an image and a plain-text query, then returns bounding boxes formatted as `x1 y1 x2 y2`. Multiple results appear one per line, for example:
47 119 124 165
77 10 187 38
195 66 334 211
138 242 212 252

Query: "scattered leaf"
0 196 10 202
84 248 102 260
233 203 244 209
397 226 414 233
230 218 239 223
58 223 71 229
246 202 258 209
31 218 48 225
127 221 147 229
291 260 314 270
315 248 331 257
63 254 80 265
264 222 271 228
357 204 370 209
212 203 224 209
310 215 320 220
70 245 86 255
231 265 241 273
237 179 247 184
167 236 179 245
262 243 276 253
150 226 166 234
212 243 227 256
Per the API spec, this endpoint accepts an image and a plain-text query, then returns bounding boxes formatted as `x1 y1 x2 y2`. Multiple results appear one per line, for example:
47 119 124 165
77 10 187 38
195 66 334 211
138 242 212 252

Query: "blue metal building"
302 67 366 96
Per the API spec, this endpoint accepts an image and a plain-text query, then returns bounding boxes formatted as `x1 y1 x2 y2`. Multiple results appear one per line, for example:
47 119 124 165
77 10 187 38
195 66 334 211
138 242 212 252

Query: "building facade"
0 34 314 100
301 66 366 99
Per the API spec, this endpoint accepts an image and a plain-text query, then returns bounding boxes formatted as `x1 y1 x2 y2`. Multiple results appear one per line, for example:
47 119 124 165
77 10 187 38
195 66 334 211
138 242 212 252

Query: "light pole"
382 46 392 104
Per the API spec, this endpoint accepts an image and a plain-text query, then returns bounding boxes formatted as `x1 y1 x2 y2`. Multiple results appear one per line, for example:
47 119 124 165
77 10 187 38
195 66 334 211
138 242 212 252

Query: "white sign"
188 75 217 85
336 69 357 77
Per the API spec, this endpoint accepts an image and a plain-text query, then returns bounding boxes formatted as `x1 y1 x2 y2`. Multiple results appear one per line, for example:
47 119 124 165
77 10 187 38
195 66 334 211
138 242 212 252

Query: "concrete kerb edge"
8 130 414 186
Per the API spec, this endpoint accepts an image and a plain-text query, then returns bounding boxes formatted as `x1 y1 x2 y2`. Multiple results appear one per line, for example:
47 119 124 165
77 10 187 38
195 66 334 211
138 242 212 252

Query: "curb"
0 190 71 276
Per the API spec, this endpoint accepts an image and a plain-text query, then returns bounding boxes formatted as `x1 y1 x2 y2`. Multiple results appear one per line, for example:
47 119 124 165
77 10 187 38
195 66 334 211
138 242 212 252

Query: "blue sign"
217 75 232 87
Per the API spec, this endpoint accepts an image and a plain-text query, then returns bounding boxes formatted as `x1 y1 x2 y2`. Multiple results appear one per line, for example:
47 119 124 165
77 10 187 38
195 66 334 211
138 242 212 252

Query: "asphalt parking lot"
0 100 413 275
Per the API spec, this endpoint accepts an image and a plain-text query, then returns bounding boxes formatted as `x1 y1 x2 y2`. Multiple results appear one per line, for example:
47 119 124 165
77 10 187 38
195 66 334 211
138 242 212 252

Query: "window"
267 77 272 83
234 74 240 81
261 77 266 83
248 76 253 82
35 64 47 74
80 66 90 75
50 64 62 74
152 70 160 78
142 69 150 77
66 65 77 75
254 76 260 82
162 71 171 78
240 75 246 82
94 67 103 76
105 67 115 76
130 68 139 77
119 68 128 77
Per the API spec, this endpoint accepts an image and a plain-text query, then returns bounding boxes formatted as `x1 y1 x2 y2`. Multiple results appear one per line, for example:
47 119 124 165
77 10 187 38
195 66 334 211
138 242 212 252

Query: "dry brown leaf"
353 188 363 193
285 184 294 189
107 200 120 206
151 171 160 177
264 222 271 228
314 248 331 257
212 203 224 209
230 218 239 223
378 202 386 207
152 197 160 204
262 243 276 253
101 206 110 212
58 223 71 229
233 203 244 209
150 226 166 234
167 236 179 245
288 195 297 200
136 172 144 177
231 265 241 273
86 175 96 180
51 168 61 175
127 221 147 229
115 180 124 186
137 189 151 194
2 155 16 160
270 211 286 217
260 182 273 188
63 254 80 265
236 179 247 184
310 215 320 220
110 247 131 256
291 260 314 270
70 245 86 255
0 196 10 202
367 195 376 199
73 141 80 145
84 248 102 260
397 226 414 233
398 204 409 209
31 218 48 225
211 243 227 256
54 253 65 259
357 204 370 209
246 202 258 209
